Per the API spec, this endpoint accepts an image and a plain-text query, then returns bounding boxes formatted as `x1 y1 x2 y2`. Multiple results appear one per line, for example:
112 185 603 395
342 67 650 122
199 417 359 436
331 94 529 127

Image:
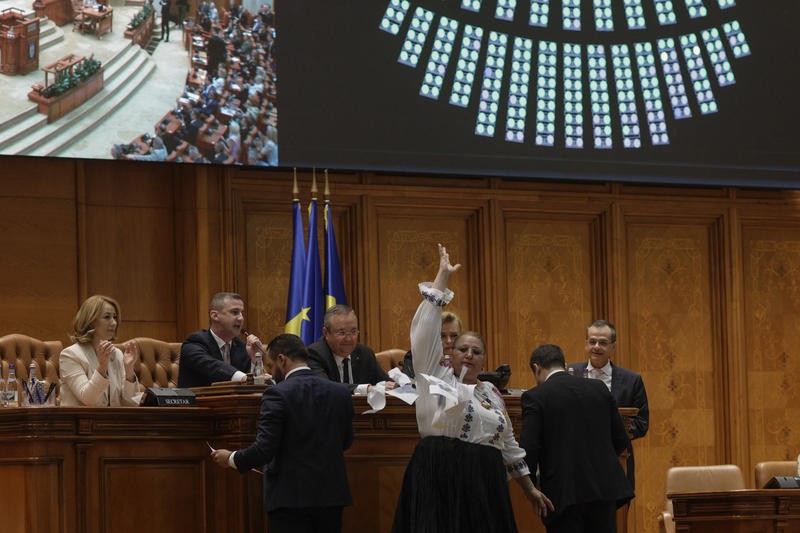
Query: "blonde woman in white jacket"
60 295 139 406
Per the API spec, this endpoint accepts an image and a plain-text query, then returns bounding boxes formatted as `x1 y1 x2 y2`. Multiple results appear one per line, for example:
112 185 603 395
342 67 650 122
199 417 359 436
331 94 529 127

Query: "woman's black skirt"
392 436 519 533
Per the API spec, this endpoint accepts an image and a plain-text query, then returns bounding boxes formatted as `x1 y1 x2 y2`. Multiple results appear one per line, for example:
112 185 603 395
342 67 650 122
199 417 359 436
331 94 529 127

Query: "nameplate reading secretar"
143 387 196 407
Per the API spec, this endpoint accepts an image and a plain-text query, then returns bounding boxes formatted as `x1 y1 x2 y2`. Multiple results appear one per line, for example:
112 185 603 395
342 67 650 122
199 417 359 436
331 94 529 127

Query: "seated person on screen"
125 136 168 162
307 305 396 394
177 292 264 388
60 295 140 406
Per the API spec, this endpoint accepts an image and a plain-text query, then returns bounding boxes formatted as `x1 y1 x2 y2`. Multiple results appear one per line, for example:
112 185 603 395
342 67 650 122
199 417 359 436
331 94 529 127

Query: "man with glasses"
308 305 394 394
567 320 649 494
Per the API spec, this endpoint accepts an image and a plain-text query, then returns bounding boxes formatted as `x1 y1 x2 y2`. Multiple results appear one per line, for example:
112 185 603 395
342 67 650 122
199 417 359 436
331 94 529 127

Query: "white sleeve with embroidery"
410 282 454 380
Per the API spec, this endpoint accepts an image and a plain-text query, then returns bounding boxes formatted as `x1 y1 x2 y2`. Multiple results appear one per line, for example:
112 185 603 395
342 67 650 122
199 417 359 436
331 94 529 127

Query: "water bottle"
253 351 265 385
6 364 18 407
28 362 37 382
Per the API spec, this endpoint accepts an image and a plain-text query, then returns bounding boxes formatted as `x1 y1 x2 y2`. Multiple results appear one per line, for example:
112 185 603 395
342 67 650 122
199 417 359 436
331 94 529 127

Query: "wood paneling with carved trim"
501 215 597 386
623 219 721 533
741 225 800 475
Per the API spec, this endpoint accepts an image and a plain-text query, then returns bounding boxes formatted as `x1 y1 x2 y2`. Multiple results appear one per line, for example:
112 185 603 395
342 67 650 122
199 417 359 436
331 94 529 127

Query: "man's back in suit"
234 368 354 512
567 361 648 490
523 344 632 533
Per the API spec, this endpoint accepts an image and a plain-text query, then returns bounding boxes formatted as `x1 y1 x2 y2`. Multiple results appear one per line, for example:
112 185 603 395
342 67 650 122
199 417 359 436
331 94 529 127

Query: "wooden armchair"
658 465 745 533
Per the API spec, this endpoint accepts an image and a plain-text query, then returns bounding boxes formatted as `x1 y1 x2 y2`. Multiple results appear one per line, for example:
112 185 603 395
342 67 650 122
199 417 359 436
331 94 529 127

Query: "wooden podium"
32 0 74 26
0 387 640 533
668 489 800 532
0 8 40 75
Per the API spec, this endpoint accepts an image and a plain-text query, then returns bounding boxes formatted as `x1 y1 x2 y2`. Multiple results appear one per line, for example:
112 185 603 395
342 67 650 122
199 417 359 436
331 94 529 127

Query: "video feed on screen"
1 0 798 186
0 0 277 166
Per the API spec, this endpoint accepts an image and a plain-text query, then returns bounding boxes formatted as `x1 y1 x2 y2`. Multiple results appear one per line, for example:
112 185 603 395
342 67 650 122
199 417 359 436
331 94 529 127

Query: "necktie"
223 342 231 364
342 357 351 384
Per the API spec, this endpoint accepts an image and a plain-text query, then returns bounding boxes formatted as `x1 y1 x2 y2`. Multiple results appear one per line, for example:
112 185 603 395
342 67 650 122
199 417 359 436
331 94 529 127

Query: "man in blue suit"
566 320 649 493
178 292 260 388
212 334 354 533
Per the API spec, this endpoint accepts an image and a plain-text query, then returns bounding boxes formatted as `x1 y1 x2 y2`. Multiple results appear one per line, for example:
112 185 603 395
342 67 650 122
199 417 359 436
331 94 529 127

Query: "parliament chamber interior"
0 0 799 532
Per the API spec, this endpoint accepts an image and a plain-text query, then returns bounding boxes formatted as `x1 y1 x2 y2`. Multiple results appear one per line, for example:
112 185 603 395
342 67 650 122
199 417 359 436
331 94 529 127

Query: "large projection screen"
0 0 797 187
277 0 799 186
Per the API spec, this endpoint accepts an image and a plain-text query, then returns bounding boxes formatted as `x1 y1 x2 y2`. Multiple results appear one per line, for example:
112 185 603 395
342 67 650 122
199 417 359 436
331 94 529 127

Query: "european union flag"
284 198 307 337
300 198 324 345
324 200 347 309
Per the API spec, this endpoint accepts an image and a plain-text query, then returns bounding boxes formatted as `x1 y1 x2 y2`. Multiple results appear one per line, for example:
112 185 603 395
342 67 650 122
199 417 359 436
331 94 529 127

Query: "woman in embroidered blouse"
60 295 140 407
392 244 552 533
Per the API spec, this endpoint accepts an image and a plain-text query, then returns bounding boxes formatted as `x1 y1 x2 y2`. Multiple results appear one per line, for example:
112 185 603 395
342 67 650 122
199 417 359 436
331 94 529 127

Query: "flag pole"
311 167 318 201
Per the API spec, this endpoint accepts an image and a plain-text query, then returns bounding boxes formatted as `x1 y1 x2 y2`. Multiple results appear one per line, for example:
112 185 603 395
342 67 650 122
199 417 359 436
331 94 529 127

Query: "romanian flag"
300 197 324 345
284 197 307 337
324 200 347 309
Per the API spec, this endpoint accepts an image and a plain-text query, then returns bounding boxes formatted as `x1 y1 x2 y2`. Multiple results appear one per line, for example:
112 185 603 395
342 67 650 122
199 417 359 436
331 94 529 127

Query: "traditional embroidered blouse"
411 282 529 479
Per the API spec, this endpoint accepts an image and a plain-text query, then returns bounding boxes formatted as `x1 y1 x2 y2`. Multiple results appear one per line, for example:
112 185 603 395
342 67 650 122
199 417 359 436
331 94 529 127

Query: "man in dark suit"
178 292 260 388
522 344 633 533
211 334 354 533
307 305 394 394
206 29 227 81
159 0 171 42
567 320 649 492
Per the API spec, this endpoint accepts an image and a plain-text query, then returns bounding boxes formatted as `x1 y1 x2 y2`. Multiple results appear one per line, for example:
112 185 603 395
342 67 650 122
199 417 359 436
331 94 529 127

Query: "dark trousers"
268 506 343 533
545 500 617 533
161 17 170 40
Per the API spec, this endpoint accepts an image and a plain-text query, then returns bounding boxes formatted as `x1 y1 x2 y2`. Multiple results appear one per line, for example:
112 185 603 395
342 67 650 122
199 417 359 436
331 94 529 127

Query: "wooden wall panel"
501 216 596 387
0 459 63 533
623 219 720 533
83 171 178 342
101 459 206 533
0 170 78 343
244 207 294 342
372 203 480 354
741 225 800 472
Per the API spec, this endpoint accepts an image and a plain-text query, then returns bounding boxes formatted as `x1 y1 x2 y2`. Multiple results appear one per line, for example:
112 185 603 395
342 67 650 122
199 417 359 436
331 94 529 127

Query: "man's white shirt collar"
285 366 310 379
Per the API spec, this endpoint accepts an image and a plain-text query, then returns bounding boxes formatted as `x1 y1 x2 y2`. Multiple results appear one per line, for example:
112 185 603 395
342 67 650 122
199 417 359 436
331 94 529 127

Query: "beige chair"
755 461 797 488
658 465 745 533
375 349 406 373
116 337 181 390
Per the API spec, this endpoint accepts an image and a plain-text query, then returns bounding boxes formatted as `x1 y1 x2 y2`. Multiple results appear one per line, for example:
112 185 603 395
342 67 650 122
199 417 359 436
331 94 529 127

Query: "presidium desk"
0 387 636 533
